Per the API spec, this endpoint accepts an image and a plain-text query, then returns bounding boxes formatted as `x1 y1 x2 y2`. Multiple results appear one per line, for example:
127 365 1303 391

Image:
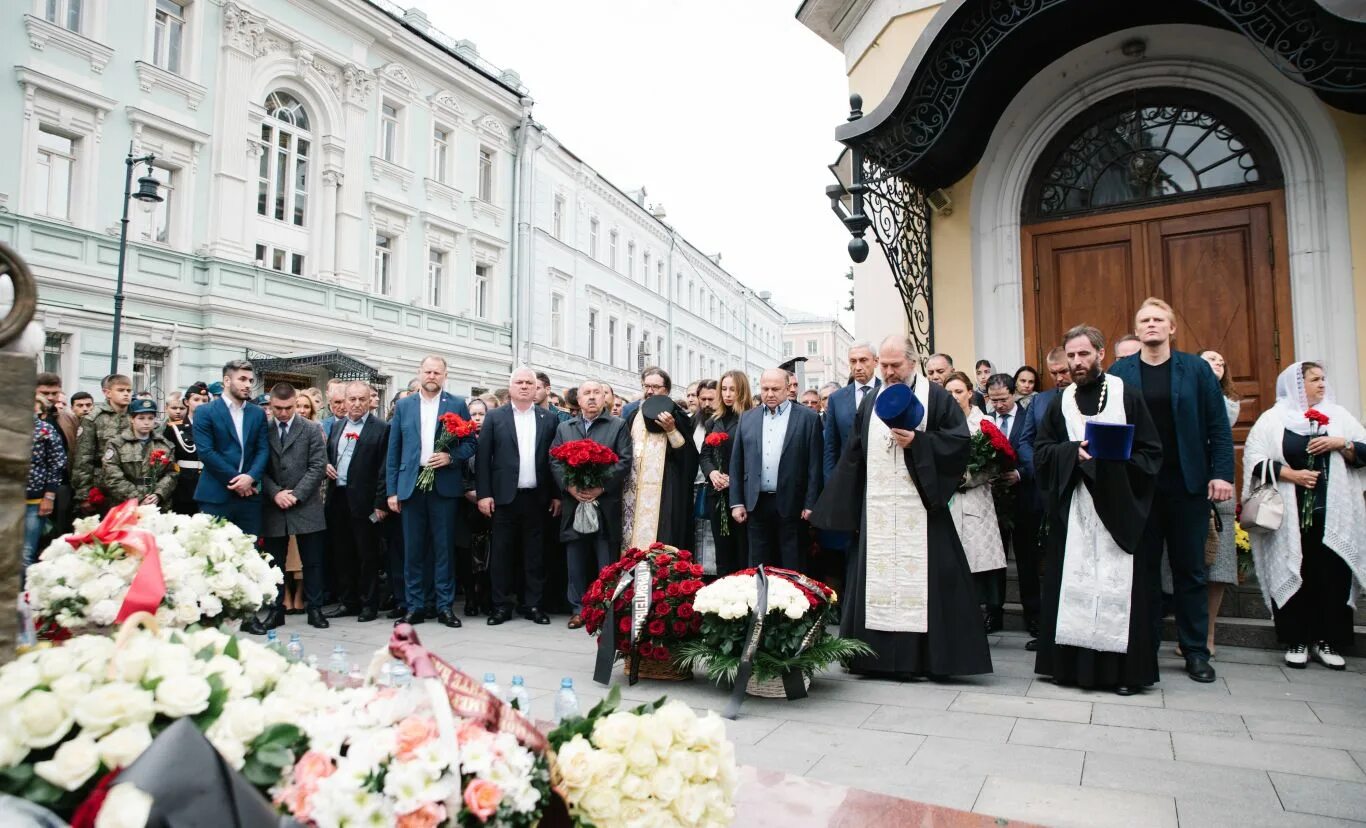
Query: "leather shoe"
386 606 407 620
323 604 360 619
464 602 481 618
307 608 329 629
1185 655 1217 683
1115 685 1137 696
523 608 551 625
1025 638 1038 651
397 611 426 626
263 608 286 630
436 610 462 628
567 614 584 630
240 617 269 636
487 609 511 626
356 607 378 623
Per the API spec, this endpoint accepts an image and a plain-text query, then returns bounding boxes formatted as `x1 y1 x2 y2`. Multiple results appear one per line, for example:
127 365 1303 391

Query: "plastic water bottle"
554 678 580 723
16 593 36 652
508 675 532 716
265 629 284 656
286 633 304 662
482 672 504 702
329 645 349 681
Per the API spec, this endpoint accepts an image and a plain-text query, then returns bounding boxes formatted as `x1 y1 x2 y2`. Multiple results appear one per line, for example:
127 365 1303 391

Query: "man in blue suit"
1108 298 1234 684
729 369 824 571
193 360 269 538
820 344 879 578
386 355 478 627
1017 347 1072 650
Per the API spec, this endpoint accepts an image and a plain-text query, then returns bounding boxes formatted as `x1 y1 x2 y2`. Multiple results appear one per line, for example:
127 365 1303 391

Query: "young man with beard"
193 361 269 537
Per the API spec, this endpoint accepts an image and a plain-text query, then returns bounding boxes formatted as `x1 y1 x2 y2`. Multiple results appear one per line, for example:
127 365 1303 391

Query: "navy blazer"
385 392 477 501
823 378 880 483
475 403 559 505
192 397 269 504
729 402 823 518
1109 351 1235 494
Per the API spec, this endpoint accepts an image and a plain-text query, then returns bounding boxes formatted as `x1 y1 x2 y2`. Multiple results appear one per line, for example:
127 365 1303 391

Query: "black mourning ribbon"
723 566 771 719
593 562 651 686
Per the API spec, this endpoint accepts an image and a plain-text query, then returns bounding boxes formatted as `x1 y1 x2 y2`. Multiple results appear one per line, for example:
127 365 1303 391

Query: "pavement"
281 613 1366 827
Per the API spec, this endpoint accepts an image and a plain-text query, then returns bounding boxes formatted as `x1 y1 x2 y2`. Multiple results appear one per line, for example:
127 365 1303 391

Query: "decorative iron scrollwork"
862 160 934 364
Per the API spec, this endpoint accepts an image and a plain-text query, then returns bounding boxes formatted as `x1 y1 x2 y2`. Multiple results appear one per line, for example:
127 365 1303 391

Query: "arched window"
1023 89 1281 222
258 90 311 227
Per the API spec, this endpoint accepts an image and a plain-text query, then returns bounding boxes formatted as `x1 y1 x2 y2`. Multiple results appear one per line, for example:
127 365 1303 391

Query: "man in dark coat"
324 380 391 623
812 335 992 679
551 379 632 628
620 367 698 553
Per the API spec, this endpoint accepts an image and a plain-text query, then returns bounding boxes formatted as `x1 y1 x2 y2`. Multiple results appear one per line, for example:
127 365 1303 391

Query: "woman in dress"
945 372 1008 632
1244 362 1365 669
1199 350 1242 656
165 384 209 516
1014 366 1040 409
699 370 751 577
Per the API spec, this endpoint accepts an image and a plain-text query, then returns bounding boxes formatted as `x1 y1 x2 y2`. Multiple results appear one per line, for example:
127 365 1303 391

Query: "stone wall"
1 242 38 663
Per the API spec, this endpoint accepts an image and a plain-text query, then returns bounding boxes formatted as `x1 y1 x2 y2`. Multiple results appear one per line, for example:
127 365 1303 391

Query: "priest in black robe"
812 335 992 678
1033 325 1163 695
621 367 699 553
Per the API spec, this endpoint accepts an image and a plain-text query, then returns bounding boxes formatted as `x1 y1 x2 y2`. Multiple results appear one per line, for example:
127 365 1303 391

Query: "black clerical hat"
777 356 807 374
640 395 675 433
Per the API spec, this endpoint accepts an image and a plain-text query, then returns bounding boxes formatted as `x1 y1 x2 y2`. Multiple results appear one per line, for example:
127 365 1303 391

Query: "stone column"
319 169 341 281
207 2 268 261
1 242 39 663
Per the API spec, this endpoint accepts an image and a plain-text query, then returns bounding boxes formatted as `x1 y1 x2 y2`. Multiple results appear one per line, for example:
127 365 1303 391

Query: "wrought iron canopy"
246 349 381 381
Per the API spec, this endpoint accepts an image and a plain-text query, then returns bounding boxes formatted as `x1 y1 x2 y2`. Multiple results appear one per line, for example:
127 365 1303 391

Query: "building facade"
799 0 1366 416
782 311 854 390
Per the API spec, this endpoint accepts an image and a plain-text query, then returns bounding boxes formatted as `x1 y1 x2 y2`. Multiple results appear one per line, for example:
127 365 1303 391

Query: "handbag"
1241 460 1284 533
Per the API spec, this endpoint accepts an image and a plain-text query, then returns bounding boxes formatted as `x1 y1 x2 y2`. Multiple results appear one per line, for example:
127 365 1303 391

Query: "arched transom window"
258 90 311 227
1024 89 1282 221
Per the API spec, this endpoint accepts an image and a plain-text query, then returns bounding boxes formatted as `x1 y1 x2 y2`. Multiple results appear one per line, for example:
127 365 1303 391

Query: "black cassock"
1033 377 1163 689
625 407 699 552
812 378 992 677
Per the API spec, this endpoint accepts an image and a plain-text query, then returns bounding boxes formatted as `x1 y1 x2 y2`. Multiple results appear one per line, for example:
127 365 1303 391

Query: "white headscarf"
1273 361 1341 436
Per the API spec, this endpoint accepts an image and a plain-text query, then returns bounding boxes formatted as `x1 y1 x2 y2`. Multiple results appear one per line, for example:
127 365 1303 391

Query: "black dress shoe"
386 606 407 620
398 611 426 626
322 605 349 619
264 608 286 630
240 617 269 636
487 609 511 626
523 608 550 625
436 610 462 628
983 615 1004 634
356 607 378 623
307 608 330 629
1025 638 1039 651
285 608 304 616
1185 655 1217 683
1115 685 1137 696
464 602 481 618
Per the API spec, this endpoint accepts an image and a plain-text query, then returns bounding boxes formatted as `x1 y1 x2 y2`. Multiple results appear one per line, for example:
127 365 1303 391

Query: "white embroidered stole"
622 413 668 554
862 410 930 633
1055 375 1134 654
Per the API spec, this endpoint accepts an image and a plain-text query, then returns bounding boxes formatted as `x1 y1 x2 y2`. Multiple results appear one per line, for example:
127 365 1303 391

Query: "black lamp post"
109 144 163 375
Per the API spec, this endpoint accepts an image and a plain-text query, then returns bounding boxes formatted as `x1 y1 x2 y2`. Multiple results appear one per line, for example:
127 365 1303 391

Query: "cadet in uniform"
72 373 133 515
102 398 179 508
166 382 210 515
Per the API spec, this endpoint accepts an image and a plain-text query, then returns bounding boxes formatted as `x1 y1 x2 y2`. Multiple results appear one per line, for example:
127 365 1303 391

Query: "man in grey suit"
552 379 633 629
245 383 328 634
730 368 824 572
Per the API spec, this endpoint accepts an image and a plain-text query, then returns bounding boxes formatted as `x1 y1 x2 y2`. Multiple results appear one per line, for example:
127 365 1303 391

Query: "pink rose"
397 801 447 828
291 750 336 787
464 778 503 822
394 716 438 760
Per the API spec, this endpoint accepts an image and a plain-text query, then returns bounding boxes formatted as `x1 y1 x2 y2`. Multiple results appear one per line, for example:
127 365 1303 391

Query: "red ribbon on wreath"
65 499 165 623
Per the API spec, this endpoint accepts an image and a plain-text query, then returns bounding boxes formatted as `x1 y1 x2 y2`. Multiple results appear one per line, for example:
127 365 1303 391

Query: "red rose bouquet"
702 431 733 536
550 438 620 534
144 447 174 487
1301 408 1330 529
581 544 705 681
416 412 476 492
967 419 1018 527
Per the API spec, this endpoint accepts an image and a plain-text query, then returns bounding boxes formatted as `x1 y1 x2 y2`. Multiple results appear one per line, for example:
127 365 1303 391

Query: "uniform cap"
207 381 224 395
129 398 159 416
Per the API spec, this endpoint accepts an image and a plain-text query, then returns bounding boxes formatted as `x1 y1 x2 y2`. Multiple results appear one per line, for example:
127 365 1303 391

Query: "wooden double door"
1022 190 1293 442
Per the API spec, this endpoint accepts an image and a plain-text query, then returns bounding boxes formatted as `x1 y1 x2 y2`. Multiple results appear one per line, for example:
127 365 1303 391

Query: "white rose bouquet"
0 622 326 820
27 504 281 632
547 686 738 828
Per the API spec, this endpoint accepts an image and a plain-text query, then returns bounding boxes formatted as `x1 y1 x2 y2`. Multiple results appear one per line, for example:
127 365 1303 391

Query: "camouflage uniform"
72 403 131 506
101 428 179 505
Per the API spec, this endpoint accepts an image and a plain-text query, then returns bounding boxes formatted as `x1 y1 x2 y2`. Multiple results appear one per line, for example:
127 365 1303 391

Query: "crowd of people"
23 294 1364 693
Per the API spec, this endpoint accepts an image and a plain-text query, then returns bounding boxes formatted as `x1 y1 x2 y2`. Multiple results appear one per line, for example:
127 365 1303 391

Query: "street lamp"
109 144 163 375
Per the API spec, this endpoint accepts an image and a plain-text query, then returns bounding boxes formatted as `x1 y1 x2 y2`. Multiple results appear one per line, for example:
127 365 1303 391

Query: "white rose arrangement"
0 624 327 819
547 687 737 828
26 506 281 632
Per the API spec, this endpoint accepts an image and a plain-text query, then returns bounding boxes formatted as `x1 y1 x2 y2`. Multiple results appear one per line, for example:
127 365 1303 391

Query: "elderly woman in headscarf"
1243 361 1366 670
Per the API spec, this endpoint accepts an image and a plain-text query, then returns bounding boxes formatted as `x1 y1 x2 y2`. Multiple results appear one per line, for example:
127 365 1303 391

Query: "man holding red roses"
551 380 632 628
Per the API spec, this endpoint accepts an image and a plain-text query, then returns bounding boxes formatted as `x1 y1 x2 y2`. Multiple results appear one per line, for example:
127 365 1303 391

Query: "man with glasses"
621 367 698 551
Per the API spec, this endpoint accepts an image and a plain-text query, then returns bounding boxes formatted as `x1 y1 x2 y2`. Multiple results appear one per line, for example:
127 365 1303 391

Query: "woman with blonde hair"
698 370 752 576
944 371 1008 632
282 385 325 613
297 388 325 423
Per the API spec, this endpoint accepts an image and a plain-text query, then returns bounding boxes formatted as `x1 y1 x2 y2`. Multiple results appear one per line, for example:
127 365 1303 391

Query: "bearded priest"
1033 324 1164 696
811 335 992 679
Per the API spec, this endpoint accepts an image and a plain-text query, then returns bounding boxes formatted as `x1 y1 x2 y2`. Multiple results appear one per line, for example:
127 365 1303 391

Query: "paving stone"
1199 661 1290 683
756 720 926 764
1008 719 1173 760
1308 702 1366 728
1175 797 1361 827
974 776 1177 828
815 677 961 711
1172 733 1366 782
1225 677 1366 705
1246 718 1366 751
929 673 1035 697
1278 665 1366 688
861 705 1018 743
735 741 823 775
1027 679 1165 707
804 755 985 811
720 714 785 746
907 735 1084 785
736 694 881 728
1081 752 1282 808
1161 690 1319 721
1270 772 1366 822
949 690 1093 723
1091 703 1248 736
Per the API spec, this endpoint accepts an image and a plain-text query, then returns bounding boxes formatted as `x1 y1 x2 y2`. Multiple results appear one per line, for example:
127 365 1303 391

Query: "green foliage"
242 723 306 788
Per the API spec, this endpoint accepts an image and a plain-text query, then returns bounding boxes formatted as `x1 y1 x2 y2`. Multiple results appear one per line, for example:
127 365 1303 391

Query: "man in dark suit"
820 345 879 586
1016 347 1072 650
324 380 391 623
1109 298 1234 684
730 368 824 571
247 384 328 634
981 373 1033 634
386 355 478 628
193 360 268 538
552 380 632 629
477 368 561 625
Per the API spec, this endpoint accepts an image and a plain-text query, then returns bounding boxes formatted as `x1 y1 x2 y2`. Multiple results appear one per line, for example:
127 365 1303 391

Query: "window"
588 310 599 360
380 102 400 164
473 264 490 319
552 195 564 239
783 341 794 357
431 126 450 183
643 251 651 284
675 273 682 301
626 324 635 366
608 318 618 367
656 260 664 293
254 243 304 275
550 293 564 349
478 147 494 201
42 332 66 376
688 280 695 311
133 344 167 397
609 230 618 270
137 164 173 244
152 0 186 75
675 345 682 373
627 242 635 279
688 350 695 380
426 248 445 306
656 337 663 367
258 91 310 227
33 127 74 220
373 233 393 295
806 340 818 355
589 219 599 258
709 295 717 323
44 0 82 33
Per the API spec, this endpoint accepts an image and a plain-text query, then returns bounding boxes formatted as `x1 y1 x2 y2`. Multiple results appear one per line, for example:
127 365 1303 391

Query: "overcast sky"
409 0 854 326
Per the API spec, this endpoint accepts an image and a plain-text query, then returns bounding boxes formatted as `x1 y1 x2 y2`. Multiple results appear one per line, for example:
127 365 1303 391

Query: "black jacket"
326 414 390 514
476 403 559 505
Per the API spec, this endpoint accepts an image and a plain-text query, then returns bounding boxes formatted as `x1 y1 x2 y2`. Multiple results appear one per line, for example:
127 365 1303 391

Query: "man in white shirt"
193 360 268 538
